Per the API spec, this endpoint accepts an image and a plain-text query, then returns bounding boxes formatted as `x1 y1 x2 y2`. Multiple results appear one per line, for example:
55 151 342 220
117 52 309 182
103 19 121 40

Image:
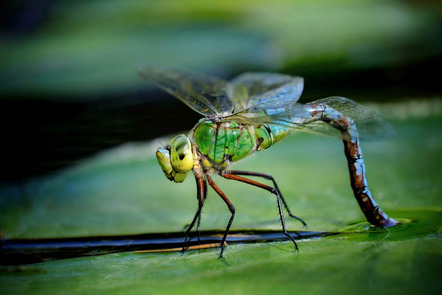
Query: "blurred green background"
0 0 441 179
0 0 441 294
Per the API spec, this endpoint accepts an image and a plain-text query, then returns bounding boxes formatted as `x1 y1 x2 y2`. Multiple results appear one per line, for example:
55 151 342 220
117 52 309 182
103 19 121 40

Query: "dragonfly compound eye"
155 135 194 183
169 135 194 174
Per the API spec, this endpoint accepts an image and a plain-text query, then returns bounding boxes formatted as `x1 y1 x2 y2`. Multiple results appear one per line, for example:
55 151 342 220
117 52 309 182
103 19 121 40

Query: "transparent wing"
230 72 304 113
304 97 395 140
138 65 234 116
227 96 394 140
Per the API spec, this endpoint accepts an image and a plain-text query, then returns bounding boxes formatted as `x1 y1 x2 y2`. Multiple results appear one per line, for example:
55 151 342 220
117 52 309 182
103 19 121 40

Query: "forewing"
138 65 234 116
230 72 304 113
226 102 307 128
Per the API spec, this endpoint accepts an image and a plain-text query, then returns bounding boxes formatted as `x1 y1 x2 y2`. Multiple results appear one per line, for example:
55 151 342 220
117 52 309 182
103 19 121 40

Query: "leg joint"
270 187 278 195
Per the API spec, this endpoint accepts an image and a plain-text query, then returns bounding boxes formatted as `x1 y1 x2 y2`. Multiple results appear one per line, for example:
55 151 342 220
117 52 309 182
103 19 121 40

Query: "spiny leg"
206 174 236 259
182 172 206 253
304 101 397 227
219 170 299 252
194 179 208 243
195 200 202 244
228 170 306 227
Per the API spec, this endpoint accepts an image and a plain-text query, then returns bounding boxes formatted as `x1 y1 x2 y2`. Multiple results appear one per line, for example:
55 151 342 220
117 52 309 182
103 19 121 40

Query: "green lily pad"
1 100 441 294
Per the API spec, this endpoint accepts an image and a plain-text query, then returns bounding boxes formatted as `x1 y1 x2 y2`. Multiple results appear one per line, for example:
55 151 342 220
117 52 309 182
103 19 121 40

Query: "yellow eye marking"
170 135 194 173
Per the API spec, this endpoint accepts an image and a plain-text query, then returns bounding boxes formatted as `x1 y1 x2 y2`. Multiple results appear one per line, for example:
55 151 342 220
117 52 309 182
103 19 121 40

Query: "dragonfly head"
156 135 194 183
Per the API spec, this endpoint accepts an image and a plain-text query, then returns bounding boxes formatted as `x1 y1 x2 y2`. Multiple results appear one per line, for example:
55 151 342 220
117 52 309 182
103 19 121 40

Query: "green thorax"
191 118 293 166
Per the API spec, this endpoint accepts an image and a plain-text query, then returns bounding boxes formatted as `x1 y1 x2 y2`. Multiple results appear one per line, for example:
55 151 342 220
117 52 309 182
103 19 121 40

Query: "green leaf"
1 100 441 294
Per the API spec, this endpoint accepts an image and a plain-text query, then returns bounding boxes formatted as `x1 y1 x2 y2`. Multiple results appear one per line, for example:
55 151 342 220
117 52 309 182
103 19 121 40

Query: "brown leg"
182 172 207 253
227 170 306 226
219 170 299 252
206 174 235 259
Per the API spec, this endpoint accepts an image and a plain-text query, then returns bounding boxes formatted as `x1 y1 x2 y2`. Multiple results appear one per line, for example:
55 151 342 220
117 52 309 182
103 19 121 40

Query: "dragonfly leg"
227 170 306 227
219 170 299 252
193 179 208 244
206 174 236 259
305 102 397 227
182 172 206 253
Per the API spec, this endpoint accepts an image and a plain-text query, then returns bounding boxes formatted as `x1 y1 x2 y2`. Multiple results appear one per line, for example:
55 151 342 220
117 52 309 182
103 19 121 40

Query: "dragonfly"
139 65 397 258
